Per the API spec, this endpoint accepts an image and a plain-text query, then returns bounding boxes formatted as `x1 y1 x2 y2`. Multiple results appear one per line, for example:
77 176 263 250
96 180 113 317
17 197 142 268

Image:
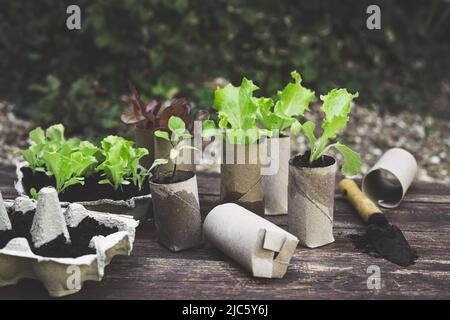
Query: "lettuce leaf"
274 71 315 118
214 78 262 144
321 88 359 139
214 77 259 130
303 89 361 176
256 70 314 135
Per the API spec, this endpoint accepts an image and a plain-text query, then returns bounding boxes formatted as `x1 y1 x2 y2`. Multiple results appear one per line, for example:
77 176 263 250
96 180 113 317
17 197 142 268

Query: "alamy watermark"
366 5 381 30
169 121 281 176
66 265 81 291
66 5 81 30
366 265 381 289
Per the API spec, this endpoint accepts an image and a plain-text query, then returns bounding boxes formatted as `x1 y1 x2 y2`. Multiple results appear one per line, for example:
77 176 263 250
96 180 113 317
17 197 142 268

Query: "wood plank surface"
0 165 449 300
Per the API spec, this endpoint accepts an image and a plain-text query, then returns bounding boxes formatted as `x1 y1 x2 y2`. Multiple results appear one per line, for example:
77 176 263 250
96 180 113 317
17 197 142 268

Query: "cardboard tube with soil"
135 127 155 169
154 136 196 174
288 153 337 248
261 135 290 215
149 171 202 252
220 141 265 215
203 203 299 279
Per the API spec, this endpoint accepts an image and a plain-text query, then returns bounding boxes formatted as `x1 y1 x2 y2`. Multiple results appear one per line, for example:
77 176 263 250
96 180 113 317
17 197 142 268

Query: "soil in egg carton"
21 167 151 202
0 207 119 258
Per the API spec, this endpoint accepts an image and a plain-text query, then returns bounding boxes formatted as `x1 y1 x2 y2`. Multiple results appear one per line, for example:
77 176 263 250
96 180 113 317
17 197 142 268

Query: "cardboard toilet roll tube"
203 203 299 279
288 154 337 248
135 127 155 169
154 136 196 173
149 171 202 252
220 141 265 215
262 135 290 215
362 148 417 208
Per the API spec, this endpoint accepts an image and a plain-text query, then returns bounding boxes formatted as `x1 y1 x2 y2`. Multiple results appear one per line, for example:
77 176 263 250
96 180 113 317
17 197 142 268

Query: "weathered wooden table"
0 165 449 299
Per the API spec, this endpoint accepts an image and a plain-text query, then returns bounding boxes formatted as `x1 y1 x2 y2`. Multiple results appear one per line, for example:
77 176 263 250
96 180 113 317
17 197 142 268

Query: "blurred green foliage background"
1 0 449 139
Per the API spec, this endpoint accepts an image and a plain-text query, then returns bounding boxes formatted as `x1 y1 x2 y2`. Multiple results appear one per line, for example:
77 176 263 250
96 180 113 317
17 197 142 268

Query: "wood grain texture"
0 165 449 300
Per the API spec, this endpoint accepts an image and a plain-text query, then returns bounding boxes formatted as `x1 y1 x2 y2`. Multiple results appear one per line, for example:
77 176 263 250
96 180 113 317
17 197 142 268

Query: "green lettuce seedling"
302 88 362 176
97 136 149 190
20 124 99 193
203 78 271 144
256 70 315 136
152 116 198 182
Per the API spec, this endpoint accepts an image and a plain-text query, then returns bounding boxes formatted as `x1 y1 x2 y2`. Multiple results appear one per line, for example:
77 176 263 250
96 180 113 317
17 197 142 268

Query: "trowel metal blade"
366 213 417 267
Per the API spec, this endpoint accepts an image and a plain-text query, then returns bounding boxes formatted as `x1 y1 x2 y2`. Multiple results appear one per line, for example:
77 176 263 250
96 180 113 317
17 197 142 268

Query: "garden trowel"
338 179 417 267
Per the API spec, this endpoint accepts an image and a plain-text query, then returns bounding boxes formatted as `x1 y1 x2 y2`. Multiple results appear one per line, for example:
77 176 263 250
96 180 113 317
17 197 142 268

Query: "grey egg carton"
15 161 152 221
0 191 139 297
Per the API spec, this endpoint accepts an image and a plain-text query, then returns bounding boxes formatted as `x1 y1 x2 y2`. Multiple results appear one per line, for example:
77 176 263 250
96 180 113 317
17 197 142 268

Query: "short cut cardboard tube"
362 148 417 208
149 171 202 252
288 155 337 248
262 136 290 215
220 141 265 215
203 203 299 278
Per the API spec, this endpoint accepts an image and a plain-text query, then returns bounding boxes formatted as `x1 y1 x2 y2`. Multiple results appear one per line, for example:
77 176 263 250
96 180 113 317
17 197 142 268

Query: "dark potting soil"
34 217 119 258
21 167 151 202
349 221 418 268
0 230 14 249
0 208 119 258
291 151 335 169
151 170 194 185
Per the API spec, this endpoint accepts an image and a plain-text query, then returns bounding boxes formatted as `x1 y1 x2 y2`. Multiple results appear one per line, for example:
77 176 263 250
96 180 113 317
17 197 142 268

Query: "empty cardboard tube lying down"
362 148 417 208
203 203 299 279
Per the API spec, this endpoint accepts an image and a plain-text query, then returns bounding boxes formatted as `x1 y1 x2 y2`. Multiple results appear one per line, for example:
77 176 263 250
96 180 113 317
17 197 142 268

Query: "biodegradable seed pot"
204 203 299 278
220 140 265 215
288 152 338 248
149 170 202 252
261 135 290 215
0 190 139 297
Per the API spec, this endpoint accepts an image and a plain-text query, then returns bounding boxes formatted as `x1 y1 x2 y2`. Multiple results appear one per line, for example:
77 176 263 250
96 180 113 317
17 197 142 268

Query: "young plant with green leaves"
302 89 362 176
152 116 198 182
20 124 99 194
203 78 271 144
96 136 150 190
256 71 315 136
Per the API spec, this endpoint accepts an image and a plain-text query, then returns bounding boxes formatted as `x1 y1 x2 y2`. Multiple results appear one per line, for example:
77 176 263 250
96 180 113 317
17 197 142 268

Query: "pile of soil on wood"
21 167 151 202
349 231 418 267
0 208 118 258
291 152 335 169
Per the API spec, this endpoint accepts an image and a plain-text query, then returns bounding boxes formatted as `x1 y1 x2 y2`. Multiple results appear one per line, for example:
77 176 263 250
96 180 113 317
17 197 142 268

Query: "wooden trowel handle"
338 179 382 223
